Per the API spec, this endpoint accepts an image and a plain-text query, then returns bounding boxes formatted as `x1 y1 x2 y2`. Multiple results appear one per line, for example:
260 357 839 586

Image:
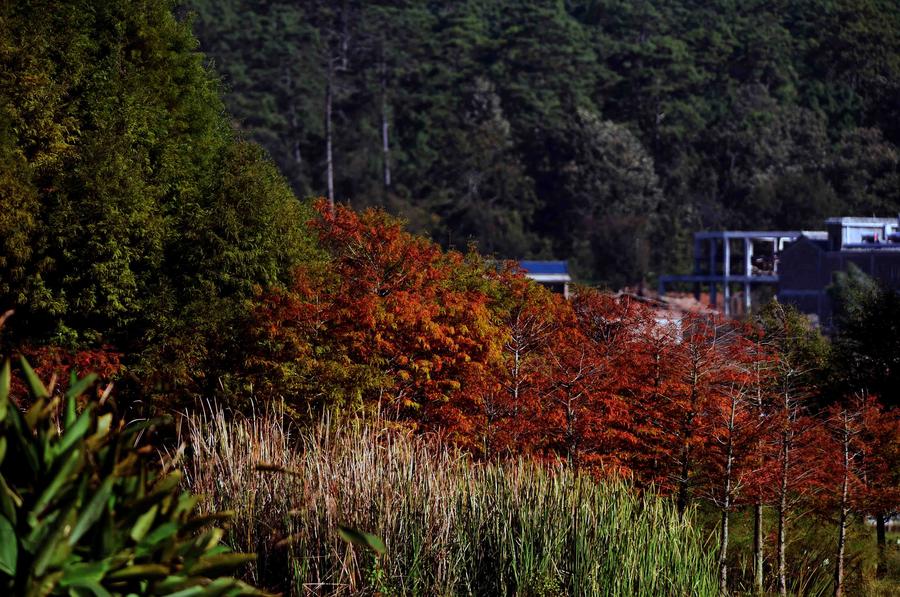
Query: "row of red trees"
245 203 898 595
4 198 894 595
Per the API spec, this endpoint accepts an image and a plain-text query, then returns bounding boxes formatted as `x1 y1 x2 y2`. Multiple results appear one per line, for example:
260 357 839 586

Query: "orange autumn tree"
856 397 900 578
636 314 771 592
243 262 371 411
473 264 563 457
693 321 769 594
813 395 900 596
755 301 830 596
571 291 656 473
630 312 687 487
633 313 745 515
535 290 650 472
9 344 121 407
822 399 870 597
246 201 502 438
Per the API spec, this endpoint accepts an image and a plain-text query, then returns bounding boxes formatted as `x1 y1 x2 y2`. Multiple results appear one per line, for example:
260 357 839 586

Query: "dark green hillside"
187 0 900 286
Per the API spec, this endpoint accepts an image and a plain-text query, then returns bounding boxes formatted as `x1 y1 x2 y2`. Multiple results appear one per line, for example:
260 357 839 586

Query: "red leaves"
11 344 121 404
857 399 900 516
532 290 650 473
243 201 898 525
246 202 501 432
815 396 900 516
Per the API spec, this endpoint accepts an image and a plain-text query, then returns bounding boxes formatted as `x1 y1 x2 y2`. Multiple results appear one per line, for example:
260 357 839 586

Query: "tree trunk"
340 0 349 71
379 55 391 189
777 495 787 597
289 104 303 167
834 423 850 597
565 399 576 469
677 441 690 517
679 381 699 518
719 401 736 596
719 506 730 596
834 497 848 597
876 512 887 578
285 66 302 168
754 502 764 595
753 368 765 596
325 61 335 212
778 429 790 596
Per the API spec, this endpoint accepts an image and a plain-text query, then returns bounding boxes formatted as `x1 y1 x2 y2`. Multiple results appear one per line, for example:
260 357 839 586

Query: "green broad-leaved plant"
0 357 271 597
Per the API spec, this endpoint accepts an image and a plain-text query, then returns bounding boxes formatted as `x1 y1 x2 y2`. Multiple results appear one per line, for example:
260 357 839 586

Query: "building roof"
519 260 568 275
518 260 572 283
694 230 825 240
825 216 898 226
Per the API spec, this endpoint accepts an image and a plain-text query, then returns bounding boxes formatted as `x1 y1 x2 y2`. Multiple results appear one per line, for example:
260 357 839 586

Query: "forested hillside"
186 0 900 286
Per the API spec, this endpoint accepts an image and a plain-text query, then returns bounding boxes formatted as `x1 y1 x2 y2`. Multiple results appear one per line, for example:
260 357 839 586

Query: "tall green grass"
183 404 717 596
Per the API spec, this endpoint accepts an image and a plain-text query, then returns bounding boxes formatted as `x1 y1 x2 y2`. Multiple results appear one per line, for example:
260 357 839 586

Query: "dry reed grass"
182 403 717 596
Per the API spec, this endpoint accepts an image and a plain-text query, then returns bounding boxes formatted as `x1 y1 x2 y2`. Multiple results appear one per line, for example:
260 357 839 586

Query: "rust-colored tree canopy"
236 201 900 535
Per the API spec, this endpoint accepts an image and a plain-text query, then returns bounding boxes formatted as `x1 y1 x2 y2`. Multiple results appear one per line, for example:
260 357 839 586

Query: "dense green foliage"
186 405 719 596
829 264 900 409
0 358 265 596
187 0 900 286
756 299 831 391
0 0 317 383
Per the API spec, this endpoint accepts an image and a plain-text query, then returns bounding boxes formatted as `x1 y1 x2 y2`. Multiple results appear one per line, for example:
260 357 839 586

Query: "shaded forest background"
186 0 900 287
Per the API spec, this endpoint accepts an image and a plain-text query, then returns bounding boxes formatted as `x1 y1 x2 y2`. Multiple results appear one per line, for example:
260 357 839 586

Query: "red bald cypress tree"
856 398 900 579
475 264 561 457
245 201 502 435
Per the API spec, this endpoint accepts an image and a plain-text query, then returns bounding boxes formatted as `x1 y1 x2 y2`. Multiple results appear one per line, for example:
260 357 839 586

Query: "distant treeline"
187 0 900 286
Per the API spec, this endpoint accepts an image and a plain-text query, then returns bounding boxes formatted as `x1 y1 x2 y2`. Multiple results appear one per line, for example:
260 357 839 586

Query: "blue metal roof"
518 260 569 275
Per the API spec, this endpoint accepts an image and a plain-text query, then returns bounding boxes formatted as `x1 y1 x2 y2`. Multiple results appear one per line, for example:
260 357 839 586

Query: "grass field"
182 404 718 596
695 505 900 596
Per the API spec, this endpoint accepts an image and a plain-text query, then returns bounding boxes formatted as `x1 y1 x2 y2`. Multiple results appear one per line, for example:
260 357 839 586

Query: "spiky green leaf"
59 560 110 588
19 356 49 400
130 504 158 543
105 563 169 581
68 476 114 546
0 514 17 575
0 360 9 422
338 525 386 555
65 373 97 403
30 449 81 523
57 406 94 456
185 553 257 578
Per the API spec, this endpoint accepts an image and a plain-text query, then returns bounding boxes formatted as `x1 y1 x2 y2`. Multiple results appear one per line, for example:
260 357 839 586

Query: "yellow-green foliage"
0 0 319 381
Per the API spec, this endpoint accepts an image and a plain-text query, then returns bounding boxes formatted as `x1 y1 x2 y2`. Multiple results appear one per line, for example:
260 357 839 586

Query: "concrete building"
778 217 900 326
659 216 900 324
658 230 826 316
